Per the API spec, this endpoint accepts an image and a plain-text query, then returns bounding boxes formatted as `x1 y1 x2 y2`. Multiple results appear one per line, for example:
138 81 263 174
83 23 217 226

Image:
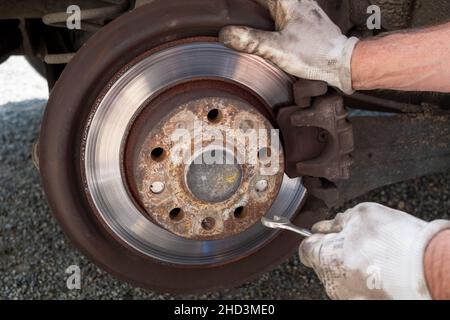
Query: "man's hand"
219 0 359 94
299 203 450 300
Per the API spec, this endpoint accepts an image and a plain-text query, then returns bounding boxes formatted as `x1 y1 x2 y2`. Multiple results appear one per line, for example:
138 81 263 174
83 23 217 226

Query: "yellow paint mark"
225 172 239 184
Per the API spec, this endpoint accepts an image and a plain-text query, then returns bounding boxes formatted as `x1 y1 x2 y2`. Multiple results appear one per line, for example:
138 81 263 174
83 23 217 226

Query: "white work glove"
219 0 359 94
300 203 450 300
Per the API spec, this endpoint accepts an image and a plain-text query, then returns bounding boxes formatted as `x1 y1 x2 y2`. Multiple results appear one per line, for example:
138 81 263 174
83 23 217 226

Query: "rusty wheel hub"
131 96 285 240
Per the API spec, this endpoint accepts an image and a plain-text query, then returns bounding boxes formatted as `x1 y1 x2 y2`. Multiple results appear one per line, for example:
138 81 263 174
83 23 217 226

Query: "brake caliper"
276 80 355 222
277 81 354 182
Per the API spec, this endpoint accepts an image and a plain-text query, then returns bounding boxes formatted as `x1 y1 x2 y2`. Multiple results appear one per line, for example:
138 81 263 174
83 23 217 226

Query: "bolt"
150 181 165 194
256 179 268 192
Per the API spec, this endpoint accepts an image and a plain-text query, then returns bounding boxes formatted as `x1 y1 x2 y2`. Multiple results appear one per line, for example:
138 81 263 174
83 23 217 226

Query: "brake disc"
83 40 306 265
39 0 319 292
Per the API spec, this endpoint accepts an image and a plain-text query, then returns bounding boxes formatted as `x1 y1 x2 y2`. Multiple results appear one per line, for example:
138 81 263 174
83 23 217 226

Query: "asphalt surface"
1 58 450 300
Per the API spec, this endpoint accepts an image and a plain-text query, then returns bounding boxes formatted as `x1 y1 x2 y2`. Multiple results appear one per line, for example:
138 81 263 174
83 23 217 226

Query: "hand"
219 0 360 94
299 203 450 300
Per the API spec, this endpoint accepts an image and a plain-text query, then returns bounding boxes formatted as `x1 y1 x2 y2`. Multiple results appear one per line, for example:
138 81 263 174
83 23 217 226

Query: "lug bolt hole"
201 217 216 230
234 206 247 219
169 208 184 221
151 147 166 162
207 109 222 123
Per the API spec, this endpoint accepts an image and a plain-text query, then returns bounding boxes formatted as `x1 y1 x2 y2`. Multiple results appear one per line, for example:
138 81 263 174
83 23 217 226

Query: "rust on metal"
131 96 284 240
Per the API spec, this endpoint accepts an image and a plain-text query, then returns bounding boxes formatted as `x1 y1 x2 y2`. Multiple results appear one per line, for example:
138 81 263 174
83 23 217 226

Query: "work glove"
219 0 360 94
299 203 450 300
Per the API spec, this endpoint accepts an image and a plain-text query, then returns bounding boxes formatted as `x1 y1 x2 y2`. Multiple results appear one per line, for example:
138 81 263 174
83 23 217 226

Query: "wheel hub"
131 96 285 240
186 151 243 203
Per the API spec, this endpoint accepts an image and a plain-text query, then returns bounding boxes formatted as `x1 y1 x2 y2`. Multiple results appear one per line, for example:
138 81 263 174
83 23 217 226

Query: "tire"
39 0 308 293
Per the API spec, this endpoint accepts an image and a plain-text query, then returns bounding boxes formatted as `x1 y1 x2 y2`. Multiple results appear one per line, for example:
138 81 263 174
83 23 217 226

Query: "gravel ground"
1 57 449 300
